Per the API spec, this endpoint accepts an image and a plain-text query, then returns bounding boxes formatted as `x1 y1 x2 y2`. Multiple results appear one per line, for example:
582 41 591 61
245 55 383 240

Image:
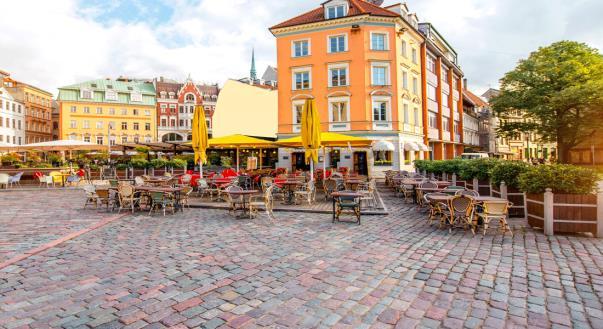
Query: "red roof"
463 89 488 107
270 0 398 30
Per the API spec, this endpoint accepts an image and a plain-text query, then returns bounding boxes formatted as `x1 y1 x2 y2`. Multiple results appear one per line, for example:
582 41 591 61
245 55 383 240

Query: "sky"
0 0 601 97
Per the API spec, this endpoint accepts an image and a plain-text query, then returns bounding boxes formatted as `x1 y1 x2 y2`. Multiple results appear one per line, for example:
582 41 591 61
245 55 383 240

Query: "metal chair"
83 185 99 209
334 191 361 225
424 192 449 226
224 185 244 215
442 195 476 234
294 180 315 205
148 191 175 216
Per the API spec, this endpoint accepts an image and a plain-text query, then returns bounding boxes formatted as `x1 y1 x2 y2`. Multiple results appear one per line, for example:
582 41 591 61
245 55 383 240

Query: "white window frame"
412 76 418 95
70 120 77 129
412 48 418 64
370 32 389 51
105 89 118 101
80 88 93 99
291 100 304 133
401 40 407 57
327 34 348 53
291 67 312 90
325 2 348 19
371 62 390 86
328 96 350 131
402 70 408 90
372 96 392 131
131 91 142 102
291 39 311 58
96 121 103 129
328 63 349 87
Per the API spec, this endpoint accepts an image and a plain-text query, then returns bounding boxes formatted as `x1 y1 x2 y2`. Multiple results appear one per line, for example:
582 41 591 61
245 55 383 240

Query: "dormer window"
80 88 93 99
131 91 142 102
325 2 347 19
105 89 118 101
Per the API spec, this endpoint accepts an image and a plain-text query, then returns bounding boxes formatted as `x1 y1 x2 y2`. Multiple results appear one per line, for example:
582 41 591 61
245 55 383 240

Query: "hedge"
518 164 598 194
490 161 529 188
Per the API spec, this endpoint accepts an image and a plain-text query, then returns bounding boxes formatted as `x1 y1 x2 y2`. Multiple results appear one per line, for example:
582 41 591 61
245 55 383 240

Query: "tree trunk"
557 143 572 164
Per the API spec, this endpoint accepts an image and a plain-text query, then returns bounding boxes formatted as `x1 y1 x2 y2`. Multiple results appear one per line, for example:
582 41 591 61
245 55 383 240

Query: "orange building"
418 23 464 159
270 0 428 176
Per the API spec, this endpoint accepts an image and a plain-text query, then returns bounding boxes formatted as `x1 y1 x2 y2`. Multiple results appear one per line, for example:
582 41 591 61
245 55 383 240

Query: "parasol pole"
236 146 240 173
323 146 326 180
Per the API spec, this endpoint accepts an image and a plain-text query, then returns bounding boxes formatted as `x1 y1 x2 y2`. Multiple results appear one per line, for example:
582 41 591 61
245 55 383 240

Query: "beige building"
212 79 278 138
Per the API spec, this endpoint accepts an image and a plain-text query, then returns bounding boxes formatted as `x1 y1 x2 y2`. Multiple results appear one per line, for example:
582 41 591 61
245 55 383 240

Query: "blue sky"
1 0 602 96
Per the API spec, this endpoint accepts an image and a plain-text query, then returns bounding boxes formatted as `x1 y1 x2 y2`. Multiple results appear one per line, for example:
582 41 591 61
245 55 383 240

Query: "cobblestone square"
0 188 602 328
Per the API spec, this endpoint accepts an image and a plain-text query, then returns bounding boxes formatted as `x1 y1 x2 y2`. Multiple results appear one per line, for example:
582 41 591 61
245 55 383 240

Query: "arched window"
185 93 195 103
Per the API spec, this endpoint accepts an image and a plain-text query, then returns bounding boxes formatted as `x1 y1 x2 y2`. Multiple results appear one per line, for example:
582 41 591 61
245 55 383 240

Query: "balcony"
428 128 439 139
428 99 438 112
454 134 461 142
454 112 460 121
442 82 450 93
443 133 451 141
414 126 423 134
427 72 438 86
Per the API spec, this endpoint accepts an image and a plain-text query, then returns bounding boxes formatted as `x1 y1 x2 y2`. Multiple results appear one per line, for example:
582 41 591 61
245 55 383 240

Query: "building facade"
418 23 464 160
154 77 219 142
3 75 53 144
270 0 429 175
462 95 480 151
57 79 157 145
0 86 25 145
462 85 488 152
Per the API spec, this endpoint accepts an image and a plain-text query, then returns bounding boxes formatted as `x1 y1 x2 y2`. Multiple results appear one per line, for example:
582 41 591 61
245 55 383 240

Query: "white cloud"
0 0 601 97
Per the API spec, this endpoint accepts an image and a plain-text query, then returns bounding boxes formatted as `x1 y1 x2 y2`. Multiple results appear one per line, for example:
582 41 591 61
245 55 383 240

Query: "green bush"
413 160 429 172
458 158 499 181
150 158 169 169
1 153 21 164
170 158 187 168
518 164 598 194
490 161 529 188
440 159 465 174
116 163 129 170
130 158 149 169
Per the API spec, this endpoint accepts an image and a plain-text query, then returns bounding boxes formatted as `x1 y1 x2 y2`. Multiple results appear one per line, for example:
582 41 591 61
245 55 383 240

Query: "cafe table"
135 186 185 213
344 179 364 191
281 180 303 205
227 189 260 219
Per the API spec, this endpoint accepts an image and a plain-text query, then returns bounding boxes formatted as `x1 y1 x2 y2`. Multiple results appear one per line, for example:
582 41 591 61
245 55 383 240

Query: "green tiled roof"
57 79 156 106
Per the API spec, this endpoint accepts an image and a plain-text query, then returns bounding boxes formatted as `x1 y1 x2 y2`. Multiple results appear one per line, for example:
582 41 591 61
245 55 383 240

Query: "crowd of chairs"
385 170 513 237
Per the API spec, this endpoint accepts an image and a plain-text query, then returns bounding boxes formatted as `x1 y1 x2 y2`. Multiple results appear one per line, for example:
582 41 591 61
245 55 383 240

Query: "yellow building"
212 79 278 138
57 79 157 145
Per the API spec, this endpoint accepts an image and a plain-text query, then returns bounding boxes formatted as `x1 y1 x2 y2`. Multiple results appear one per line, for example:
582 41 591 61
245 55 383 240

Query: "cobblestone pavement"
1 188 603 328
0 190 114 263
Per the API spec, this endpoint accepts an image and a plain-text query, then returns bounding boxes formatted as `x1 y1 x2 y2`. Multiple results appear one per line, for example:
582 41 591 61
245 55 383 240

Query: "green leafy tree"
491 41 603 163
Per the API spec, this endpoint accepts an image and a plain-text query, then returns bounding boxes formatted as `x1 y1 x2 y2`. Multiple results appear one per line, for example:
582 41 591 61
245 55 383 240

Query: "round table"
281 181 303 205
227 190 260 218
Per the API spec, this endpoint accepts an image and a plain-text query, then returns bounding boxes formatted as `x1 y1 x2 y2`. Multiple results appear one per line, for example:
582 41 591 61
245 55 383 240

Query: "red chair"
34 171 43 179
222 168 237 178
77 169 86 177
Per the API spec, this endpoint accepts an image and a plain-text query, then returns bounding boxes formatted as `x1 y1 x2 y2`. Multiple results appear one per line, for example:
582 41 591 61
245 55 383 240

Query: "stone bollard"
452 173 457 186
500 181 508 200
544 188 554 236
473 178 479 192
597 181 603 238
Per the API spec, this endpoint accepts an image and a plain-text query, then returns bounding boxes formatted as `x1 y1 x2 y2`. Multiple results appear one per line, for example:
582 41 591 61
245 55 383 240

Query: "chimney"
463 78 468 90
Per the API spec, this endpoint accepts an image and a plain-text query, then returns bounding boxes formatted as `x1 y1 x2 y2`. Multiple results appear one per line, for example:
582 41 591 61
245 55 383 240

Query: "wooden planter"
526 192 599 235
491 185 526 218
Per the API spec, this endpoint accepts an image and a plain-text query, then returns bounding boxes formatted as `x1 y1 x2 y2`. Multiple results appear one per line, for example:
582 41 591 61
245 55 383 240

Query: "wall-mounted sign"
344 155 351 159
282 156 289 160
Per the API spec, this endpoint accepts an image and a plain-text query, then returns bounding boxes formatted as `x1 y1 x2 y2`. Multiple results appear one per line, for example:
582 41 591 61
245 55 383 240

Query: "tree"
491 41 603 163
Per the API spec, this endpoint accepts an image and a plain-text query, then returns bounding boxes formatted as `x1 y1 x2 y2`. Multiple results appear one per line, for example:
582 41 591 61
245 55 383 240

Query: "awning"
404 142 420 151
372 140 395 151
0 140 107 152
417 143 429 151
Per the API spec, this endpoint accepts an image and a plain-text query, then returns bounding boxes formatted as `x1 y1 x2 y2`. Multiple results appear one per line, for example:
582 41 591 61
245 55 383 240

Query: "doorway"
353 151 368 176
292 152 310 172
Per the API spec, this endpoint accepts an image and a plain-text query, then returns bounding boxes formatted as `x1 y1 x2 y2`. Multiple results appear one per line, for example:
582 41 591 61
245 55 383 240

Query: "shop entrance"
353 151 368 176
292 152 310 172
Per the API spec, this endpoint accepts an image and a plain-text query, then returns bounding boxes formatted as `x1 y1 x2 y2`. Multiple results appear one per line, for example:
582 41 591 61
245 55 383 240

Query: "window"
180 119 184 127
292 101 303 125
144 136 152 143
443 117 450 131
132 109 139 115
121 122 127 130
96 136 103 145
414 107 420 126
293 69 311 90
121 136 128 144
105 89 117 101
292 40 310 57
131 91 142 102
185 93 195 102
373 99 389 122
145 123 151 131
374 151 393 166
326 5 345 19
108 121 115 130
144 110 151 116
412 77 418 94
402 71 408 90
161 118 167 127
411 48 418 64
403 104 409 123
442 68 449 82
371 32 387 51
70 106 76 113
328 35 347 53
401 40 407 57
121 108 127 115
427 85 437 100
133 122 139 130
329 65 348 87
371 63 389 86
96 107 102 114
96 121 103 129
80 89 92 99
70 120 77 128
427 55 436 73
428 112 438 129
83 107 90 113
83 120 90 129
330 101 348 122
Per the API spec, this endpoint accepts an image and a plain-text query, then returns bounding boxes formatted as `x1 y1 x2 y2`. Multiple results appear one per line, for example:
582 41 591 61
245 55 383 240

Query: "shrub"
458 158 499 181
150 158 169 169
1 153 21 164
413 160 429 172
518 164 598 194
170 158 187 168
440 159 464 174
116 163 129 170
130 158 149 169
490 161 529 188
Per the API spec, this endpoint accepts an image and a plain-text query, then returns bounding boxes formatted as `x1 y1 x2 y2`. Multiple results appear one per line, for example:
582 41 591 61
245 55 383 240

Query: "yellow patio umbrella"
192 105 209 177
301 99 321 181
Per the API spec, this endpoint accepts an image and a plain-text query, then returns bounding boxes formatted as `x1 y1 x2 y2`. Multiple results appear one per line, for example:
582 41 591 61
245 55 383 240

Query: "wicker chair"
323 179 338 201
334 191 361 225
424 192 449 226
83 185 99 209
249 185 275 220
117 184 140 214
477 200 513 237
95 189 115 211
181 186 194 208
417 181 438 207
224 185 244 216
441 195 476 234
294 180 315 205
456 189 480 197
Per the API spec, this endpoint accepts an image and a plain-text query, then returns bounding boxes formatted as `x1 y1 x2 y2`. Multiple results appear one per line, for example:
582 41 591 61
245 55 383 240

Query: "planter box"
492 185 525 218
527 192 598 235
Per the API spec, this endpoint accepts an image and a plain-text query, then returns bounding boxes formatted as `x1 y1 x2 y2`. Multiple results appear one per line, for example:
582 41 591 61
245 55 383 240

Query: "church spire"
250 48 257 81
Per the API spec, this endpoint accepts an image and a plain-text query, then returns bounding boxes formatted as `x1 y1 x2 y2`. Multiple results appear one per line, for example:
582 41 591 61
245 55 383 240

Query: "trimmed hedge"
518 164 598 194
490 161 529 188
458 158 499 181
